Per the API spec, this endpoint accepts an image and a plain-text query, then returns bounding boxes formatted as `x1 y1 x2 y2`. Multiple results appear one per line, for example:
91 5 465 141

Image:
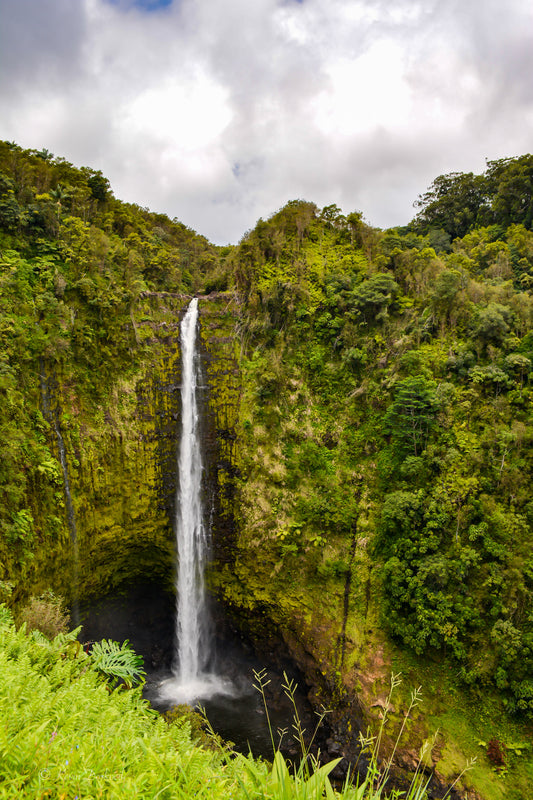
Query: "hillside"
224 183 533 716
213 167 533 796
1 142 533 798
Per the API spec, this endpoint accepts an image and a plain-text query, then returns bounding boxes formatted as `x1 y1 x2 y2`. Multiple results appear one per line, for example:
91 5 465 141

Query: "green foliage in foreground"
89 638 146 689
0 605 259 799
0 605 467 800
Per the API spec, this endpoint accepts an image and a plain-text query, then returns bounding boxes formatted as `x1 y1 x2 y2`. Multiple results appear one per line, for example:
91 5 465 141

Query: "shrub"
18 590 70 639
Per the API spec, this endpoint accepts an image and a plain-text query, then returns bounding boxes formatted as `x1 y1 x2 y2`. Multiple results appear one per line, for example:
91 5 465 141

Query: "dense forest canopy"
411 154 533 241
1 140 533 786
226 163 533 720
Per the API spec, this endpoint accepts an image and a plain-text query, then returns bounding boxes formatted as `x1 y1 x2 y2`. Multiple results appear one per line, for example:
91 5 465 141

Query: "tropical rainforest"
1 140 532 799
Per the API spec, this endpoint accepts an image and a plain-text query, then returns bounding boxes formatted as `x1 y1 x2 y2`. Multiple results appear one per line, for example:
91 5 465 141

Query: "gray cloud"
0 0 87 89
1 0 533 243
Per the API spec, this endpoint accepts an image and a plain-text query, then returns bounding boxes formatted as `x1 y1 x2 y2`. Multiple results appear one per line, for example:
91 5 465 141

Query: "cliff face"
21 293 241 613
198 295 242 568
31 286 344 721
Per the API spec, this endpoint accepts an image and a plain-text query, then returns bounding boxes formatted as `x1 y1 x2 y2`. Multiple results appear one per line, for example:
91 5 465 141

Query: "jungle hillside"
1 141 533 799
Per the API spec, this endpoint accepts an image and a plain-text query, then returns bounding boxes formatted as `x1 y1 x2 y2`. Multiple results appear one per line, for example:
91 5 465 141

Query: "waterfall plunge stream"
158 298 233 706
175 297 208 680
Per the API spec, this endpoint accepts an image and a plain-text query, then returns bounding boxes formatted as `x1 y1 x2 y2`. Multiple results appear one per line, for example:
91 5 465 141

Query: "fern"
90 638 145 688
0 602 14 628
30 625 80 649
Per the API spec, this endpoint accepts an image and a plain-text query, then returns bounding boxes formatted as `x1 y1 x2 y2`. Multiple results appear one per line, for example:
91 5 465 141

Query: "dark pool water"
80 583 316 761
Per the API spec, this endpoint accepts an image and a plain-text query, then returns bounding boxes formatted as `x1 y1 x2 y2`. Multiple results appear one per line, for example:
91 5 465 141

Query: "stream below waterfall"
80 584 318 761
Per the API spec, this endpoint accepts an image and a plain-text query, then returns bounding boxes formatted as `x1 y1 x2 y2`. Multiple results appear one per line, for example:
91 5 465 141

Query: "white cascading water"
175 297 208 681
158 298 233 705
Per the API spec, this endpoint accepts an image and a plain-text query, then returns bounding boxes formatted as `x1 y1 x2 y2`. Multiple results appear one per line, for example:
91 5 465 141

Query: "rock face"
197 295 241 567
26 292 241 612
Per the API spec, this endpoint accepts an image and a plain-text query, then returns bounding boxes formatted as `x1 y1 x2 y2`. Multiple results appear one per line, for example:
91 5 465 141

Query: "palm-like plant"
49 184 70 219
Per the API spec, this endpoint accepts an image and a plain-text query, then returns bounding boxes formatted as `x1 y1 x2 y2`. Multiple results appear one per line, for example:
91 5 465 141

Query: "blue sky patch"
106 0 173 12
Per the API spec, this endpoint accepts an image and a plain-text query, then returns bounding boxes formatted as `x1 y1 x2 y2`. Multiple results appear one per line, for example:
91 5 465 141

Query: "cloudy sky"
1 0 533 244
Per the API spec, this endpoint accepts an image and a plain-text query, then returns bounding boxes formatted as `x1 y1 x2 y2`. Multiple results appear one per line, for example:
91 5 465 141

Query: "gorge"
1 141 533 799
78 292 319 762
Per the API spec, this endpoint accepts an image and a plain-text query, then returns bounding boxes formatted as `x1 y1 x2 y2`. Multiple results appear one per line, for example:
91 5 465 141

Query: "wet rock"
330 758 349 781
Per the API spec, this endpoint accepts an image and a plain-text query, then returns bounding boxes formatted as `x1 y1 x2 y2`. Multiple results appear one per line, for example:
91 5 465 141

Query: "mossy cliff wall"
24 293 241 611
198 295 241 566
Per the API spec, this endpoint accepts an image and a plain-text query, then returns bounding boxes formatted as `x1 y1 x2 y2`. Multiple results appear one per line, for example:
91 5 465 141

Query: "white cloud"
0 0 533 243
314 42 411 136
123 77 232 152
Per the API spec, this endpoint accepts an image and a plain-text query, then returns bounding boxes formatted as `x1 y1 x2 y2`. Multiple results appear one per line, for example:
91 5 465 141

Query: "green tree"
383 376 440 457
486 154 533 229
429 268 463 330
348 273 400 324
473 303 512 348
412 171 488 239
84 168 111 203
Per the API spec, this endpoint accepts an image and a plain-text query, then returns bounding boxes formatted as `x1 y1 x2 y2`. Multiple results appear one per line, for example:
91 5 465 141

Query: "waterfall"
174 297 209 680
158 298 233 705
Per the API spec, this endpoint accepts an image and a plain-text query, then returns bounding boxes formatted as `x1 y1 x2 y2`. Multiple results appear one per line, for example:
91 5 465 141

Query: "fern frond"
0 603 14 629
90 638 145 688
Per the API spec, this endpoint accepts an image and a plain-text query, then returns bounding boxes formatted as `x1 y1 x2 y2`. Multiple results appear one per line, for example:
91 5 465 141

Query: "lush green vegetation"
225 166 533 722
411 155 533 240
0 140 223 591
2 141 533 798
1 605 476 799
0 603 251 799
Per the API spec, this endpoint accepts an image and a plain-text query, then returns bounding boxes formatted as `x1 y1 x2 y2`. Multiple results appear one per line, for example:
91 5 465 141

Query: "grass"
391 647 533 800
243 668 473 800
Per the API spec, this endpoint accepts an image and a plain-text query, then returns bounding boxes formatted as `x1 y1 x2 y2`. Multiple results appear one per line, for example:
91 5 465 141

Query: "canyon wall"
24 293 241 612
